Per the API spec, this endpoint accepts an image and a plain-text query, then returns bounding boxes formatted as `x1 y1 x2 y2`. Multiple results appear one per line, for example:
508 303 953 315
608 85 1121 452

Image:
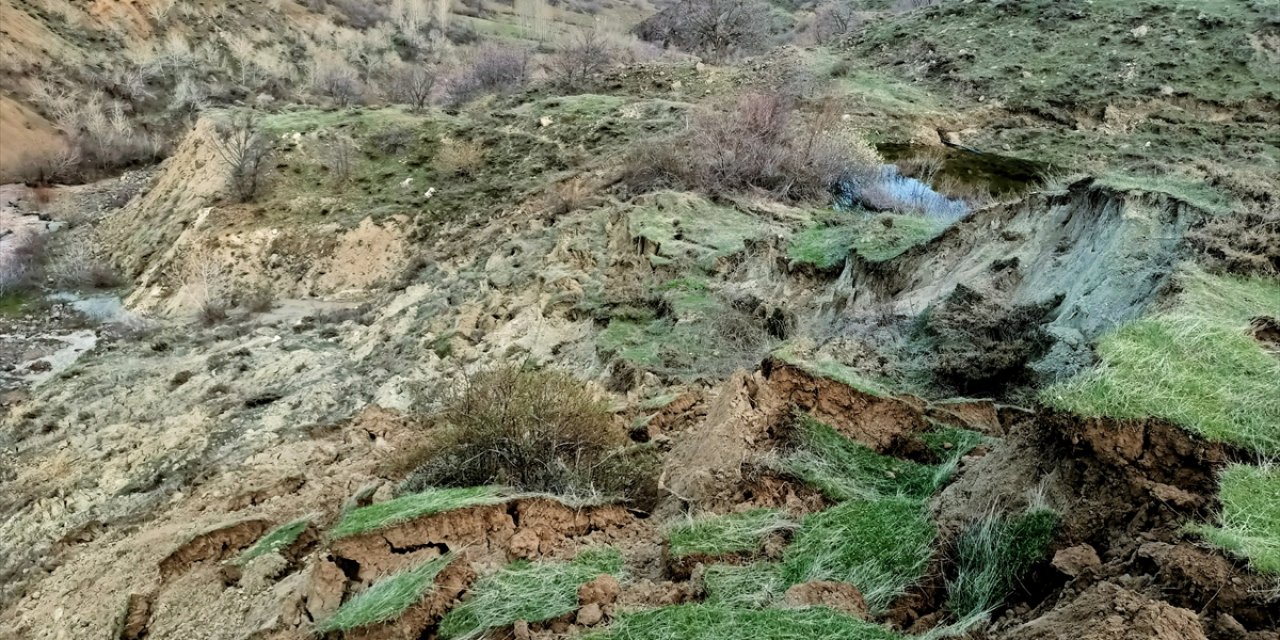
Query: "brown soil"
782 581 869 619
1007 581 1208 640
766 362 928 452
158 518 272 583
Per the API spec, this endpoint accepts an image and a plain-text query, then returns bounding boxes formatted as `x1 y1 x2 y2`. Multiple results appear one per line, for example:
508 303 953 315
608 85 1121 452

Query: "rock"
576 602 604 626
782 581 869 619
539 116 553 127
578 574 621 606
512 620 531 640
1052 544 1101 577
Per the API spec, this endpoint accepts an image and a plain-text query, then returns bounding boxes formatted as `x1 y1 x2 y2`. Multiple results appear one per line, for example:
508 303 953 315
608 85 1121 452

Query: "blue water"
834 165 969 222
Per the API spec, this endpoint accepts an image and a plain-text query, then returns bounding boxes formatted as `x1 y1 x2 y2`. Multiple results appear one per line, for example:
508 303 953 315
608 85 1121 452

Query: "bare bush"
212 112 272 202
398 366 628 496
389 65 437 111
433 139 485 176
892 0 943 12
633 0 780 62
310 58 365 106
185 250 230 325
45 238 121 290
240 283 276 313
444 46 531 106
324 135 359 186
623 93 879 203
814 0 862 44
0 234 47 296
547 177 597 215
546 28 614 90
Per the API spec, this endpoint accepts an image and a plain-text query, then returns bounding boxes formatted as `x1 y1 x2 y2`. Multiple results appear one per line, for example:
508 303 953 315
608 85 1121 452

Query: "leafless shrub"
433 139 485 176
633 0 780 62
211 112 272 202
240 283 276 313
548 177 597 215
310 58 365 106
0 234 47 296
892 0 943 11
389 65 437 111
444 46 531 107
329 0 390 28
324 135 359 186
622 93 879 202
45 238 121 290
185 250 230 325
814 0 862 44
546 28 615 90
369 124 417 155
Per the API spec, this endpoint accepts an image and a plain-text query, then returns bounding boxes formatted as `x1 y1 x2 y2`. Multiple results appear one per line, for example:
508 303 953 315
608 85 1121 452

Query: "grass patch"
589 604 903 640
0 291 34 317
1097 172 1234 216
946 508 1059 622
438 547 623 639
782 498 935 612
628 192 772 269
1190 464 1280 575
785 416 943 502
772 346 891 398
234 517 310 565
330 486 509 539
921 427 988 460
1044 271 1280 454
787 213 947 270
666 509 797 559
703 562 787 608
315 553 455 633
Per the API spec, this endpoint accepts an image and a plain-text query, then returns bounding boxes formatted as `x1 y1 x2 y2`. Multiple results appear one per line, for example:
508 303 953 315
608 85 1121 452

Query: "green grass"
628 192 773 269
1097 172 1234 216
588 604 904 640
666 509 797 559
330 486 510 539
315 553 456 633
0 291 33 317
921 427 988 461
438 547 623 639
1190 464 1280 575
946 508 1059 622
787 214 947 270
234 517 311 565
1044 271 1280 454
771 347 891 398
702 562 787 608
781 498 936 612
785 416 944 502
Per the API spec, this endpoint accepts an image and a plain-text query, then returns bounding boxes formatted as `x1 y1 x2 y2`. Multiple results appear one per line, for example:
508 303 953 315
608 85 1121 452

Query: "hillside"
1 1 1278 640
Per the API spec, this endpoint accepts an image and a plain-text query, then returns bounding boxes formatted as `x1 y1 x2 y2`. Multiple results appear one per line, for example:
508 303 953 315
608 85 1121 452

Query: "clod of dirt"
1007 581 1207 640
158 518 271 583
579 574 622 607
782 581 869 619
576 602 605 626
766 363 927 452
1135 543 1279 630
1052 544 1101 578
337 555 475 640
116 592 154 640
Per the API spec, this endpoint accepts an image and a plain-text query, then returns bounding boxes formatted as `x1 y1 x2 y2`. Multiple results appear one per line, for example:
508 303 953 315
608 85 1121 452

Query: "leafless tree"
634 0 776 62
390 66 436 111
814 0 862 44
211 112 272 202
546 28 614 90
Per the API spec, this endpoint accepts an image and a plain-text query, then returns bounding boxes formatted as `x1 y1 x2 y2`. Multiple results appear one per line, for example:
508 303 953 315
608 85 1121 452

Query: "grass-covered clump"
782 498 935 612
946 508 1059 622
771 347 891 398
234 517 311 565
1045 271 1280 454
1190 464 1280 575
785 416 943 502
788 213 947 270
315 553 456 633
438 547 623 639
667 509 797 559
330 486 509 539
589 604 903 640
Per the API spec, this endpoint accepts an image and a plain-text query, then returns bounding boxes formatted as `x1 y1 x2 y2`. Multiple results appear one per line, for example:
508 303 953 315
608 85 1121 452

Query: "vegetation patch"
784 415 943 502
702 562 787 608
234 517 311 565
316 553 456 633
589 604 903 640
1097 172 1234 216
789 212 947 271
772 347 891 398
330 486 510 539
438 547 623 639
1045 271 1280 454
946 508 1059 622
627 192 770 269
781 498 935 612
1190 464 1280 575
667 509 797 559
